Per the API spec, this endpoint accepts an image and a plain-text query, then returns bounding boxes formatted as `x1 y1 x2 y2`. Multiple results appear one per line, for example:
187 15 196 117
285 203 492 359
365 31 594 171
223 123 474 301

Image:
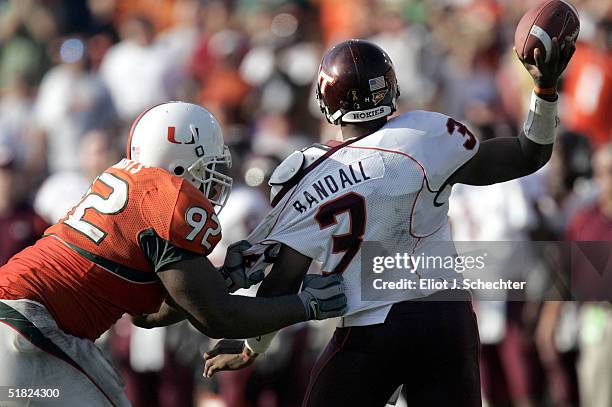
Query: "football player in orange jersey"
0 102 346 407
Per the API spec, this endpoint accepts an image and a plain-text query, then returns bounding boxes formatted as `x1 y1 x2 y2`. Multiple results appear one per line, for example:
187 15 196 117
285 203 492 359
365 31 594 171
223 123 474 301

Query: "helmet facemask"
187 145 233 214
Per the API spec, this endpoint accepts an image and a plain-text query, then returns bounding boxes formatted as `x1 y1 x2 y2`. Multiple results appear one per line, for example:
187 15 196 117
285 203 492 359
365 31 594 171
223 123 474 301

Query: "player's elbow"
202 313 237 339
519 140 553 177
185 311 226 339
525 146 552 175
202 325 224 339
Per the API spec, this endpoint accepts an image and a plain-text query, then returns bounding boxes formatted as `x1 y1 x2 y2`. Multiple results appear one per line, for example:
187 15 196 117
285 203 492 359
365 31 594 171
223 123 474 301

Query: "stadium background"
0 0 610 406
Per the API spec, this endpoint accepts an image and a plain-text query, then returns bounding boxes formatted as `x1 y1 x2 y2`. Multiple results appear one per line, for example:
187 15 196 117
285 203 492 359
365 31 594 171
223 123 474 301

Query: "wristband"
533 85 557 96
523 91 558 145
245 331 278 354
242 345 259 361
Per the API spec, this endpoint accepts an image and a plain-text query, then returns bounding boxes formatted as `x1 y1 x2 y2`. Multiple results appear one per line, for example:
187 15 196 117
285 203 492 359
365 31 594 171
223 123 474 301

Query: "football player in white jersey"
204 38 575 407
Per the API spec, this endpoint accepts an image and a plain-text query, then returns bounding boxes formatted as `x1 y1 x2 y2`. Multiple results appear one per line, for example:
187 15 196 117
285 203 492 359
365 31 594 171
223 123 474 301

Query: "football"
514 0 580 65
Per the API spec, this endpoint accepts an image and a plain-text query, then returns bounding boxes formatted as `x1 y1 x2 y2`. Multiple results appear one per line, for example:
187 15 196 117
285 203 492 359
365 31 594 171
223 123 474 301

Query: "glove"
298 274 347 320
219 240 265 292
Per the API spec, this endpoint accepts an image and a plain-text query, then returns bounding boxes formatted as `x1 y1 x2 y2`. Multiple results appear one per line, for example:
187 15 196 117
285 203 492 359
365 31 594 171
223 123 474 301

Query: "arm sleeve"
139 229 201 272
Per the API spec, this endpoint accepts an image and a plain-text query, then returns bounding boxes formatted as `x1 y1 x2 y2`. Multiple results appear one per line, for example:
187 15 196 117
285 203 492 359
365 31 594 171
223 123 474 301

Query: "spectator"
0 74 43 172
0 1 608 405
0 1 55 90
562 16 612 147
99 14 170 122
567 143 612 407
0 145 47 265
33 35 117 173
531 133 592 407
34 129 119 224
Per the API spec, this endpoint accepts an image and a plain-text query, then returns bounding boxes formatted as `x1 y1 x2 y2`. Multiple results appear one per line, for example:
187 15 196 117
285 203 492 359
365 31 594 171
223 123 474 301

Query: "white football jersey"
245 110 480 327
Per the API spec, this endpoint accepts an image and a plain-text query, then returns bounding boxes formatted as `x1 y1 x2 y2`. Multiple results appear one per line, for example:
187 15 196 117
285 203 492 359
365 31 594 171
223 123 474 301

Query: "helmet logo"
318 69 335 96
167 126 199 145
368 76 386 91
372 89 388 105
350 89 358 101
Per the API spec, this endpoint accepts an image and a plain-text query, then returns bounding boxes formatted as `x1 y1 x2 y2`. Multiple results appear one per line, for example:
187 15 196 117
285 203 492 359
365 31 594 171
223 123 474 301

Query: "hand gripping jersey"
245 111 479 327
0 159 221 340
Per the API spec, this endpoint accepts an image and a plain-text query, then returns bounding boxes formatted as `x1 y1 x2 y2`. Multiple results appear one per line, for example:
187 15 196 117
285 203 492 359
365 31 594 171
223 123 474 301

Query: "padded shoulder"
268 151 305 186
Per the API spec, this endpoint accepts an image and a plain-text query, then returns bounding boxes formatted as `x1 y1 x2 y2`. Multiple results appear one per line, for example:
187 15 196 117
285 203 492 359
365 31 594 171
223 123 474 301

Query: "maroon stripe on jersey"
344 145 443 239
324 140 343 148
270 135 369 208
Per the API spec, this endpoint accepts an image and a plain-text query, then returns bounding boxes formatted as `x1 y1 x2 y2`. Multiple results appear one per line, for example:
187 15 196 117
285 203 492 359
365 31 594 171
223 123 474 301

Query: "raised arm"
447 37 575 187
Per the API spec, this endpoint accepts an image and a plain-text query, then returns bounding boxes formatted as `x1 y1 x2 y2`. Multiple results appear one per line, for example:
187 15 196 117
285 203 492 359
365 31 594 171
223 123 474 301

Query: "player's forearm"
517 131 553 173
187 294 307 339
451 92 557 186
242 261 307 353
132 301 186 328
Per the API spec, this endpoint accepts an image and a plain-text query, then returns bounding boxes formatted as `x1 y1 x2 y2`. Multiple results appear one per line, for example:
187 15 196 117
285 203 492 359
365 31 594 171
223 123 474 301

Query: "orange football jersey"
48 158 221 270
0 159 221 340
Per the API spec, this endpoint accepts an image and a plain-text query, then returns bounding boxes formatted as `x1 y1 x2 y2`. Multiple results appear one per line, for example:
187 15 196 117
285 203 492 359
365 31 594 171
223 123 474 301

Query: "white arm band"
245 331 278 354
523 91 559 145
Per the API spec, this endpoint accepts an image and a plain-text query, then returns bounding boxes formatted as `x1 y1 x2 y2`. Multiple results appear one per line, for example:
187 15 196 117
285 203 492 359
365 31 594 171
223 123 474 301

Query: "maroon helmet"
316 39 399 125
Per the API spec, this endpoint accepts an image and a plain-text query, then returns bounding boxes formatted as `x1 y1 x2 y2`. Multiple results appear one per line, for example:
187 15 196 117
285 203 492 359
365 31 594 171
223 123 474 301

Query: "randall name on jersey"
291 159 372 214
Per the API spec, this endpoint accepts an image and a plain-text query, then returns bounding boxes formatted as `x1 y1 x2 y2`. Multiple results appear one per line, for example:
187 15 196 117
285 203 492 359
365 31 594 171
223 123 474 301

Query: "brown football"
514 0 580 65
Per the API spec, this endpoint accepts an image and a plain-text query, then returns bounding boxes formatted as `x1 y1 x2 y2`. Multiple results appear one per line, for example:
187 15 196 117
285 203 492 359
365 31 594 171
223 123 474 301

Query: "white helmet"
127 101 232 213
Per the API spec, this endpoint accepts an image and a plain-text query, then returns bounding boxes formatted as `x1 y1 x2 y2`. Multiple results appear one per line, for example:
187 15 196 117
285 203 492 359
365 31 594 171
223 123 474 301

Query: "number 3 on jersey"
315 192 366 275
185 207 221 250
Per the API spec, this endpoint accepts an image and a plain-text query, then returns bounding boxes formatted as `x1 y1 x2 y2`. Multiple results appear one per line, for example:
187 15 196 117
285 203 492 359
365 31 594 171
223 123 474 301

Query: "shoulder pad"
301 144 330 168
268 143 330 188
268 150 305 186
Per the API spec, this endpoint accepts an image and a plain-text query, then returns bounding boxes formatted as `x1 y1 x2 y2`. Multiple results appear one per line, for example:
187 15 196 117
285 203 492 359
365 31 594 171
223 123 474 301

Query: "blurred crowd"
0 0 610 406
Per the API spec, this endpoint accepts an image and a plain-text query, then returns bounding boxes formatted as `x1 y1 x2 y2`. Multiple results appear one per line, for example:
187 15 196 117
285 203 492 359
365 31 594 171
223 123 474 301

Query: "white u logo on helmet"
127 101 233 213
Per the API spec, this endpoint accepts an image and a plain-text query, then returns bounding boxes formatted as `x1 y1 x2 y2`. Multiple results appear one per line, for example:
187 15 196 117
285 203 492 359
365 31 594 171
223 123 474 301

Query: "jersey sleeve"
139 229 201 272
391 111 480 191
141 179 222 256
426 113 480 191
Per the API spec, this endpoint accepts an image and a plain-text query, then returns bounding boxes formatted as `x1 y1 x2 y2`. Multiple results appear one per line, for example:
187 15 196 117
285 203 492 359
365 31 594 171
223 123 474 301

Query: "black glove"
219 240 265 292
298 274 348 320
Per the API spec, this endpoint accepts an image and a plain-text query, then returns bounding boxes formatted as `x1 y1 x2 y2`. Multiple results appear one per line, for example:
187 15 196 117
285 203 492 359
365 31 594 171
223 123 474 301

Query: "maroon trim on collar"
270 134 368 208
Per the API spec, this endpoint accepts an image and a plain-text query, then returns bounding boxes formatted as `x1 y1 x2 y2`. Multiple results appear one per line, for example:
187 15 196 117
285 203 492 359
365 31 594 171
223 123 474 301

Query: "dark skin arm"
203 244 312 377
447 38 575 187
131 298 186 329
257 244 312 297
156 255 307 339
